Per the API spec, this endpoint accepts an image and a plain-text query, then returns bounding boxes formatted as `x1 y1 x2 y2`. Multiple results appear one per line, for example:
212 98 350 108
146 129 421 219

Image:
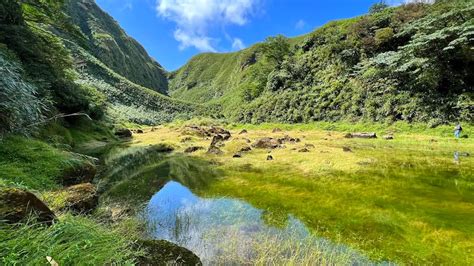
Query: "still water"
143 181 372 265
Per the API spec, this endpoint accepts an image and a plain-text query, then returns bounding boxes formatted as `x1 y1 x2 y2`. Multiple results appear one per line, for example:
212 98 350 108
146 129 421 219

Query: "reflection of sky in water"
144 181 372 265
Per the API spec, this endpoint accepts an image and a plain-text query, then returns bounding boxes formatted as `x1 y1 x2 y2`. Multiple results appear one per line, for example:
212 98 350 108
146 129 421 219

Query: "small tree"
260 35 291 65
369 1 389 14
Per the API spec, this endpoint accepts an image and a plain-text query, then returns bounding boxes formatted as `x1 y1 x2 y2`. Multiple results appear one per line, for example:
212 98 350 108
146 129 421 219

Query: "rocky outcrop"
252 138 281 149
0 187 56 225
344 132 377 139
61 161 97 186
136 240 202 266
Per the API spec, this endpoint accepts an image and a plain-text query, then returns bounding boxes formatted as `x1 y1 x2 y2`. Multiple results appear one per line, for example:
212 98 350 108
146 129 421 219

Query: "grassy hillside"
0 0 202 136
169 0 473 125
64 0 168 94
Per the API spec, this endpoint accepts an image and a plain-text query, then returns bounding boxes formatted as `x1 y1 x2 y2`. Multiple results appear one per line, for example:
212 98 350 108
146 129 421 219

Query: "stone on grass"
115 128 132 138
56 183 98 214
344 132 377 139
0 187 56 225
184 146 204 153
252 138 281 149
267 155 274 161
61 161 97 186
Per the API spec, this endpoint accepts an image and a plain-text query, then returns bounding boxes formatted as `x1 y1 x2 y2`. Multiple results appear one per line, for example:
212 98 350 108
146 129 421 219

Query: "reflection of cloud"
156 0 259 51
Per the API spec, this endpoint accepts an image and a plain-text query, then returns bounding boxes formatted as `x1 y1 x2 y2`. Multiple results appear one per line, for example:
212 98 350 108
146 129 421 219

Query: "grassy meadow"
130 121 474 264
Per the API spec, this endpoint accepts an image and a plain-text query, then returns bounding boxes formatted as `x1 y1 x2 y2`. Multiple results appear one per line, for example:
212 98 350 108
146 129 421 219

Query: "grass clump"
0 215 141 265
0 136 83 190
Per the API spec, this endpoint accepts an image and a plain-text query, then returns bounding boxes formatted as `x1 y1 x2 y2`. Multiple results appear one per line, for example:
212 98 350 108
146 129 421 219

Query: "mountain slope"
169 0 473 124
65 0 168 94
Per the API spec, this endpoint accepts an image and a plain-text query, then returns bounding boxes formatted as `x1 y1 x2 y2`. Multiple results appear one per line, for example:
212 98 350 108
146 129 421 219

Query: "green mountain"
169 0 473 125
0 0 200 136
65 0 168 94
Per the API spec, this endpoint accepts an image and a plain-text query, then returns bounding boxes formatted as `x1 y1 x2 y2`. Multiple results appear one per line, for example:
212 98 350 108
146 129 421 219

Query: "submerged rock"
136 239 202 266
184 146 204 153
252 138 281 149
0 187 56 225
344 132 377 139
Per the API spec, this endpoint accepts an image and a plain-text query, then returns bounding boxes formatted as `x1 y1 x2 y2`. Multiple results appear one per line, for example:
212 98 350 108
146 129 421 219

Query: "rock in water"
0 187 56 225
136 240 202 266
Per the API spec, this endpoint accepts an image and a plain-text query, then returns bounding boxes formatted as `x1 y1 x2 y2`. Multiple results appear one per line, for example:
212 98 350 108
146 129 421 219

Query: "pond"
97 130 474 264
143 180 373 265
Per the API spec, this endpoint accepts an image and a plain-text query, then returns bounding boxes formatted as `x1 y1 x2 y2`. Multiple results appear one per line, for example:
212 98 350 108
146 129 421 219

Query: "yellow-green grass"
130 123 474 264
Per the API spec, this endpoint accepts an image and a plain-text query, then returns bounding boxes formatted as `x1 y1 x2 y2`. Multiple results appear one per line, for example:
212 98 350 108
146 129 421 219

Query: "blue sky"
96 0 404 71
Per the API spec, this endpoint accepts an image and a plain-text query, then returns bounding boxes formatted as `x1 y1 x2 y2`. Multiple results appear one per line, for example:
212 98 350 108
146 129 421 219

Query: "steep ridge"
169 0 473 124
65 0 168 94
0 0 201 133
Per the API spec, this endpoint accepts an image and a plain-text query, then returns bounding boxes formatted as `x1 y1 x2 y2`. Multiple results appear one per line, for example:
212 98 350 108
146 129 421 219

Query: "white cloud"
231 38 246 51
156 0 258 52
295 19 305 30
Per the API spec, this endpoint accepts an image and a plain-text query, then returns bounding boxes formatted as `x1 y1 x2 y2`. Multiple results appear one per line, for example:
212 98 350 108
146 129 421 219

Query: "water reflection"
144 181 371 265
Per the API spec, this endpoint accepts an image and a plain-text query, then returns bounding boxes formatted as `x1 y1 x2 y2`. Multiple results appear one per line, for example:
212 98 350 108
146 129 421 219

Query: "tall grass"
0 215 140 265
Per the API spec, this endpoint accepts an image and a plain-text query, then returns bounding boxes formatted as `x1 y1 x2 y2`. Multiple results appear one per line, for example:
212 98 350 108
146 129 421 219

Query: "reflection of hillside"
99 146 222 206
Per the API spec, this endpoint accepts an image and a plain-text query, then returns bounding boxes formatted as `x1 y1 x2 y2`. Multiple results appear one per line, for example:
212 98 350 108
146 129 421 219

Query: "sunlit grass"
131 123 474 264
0 214 142 265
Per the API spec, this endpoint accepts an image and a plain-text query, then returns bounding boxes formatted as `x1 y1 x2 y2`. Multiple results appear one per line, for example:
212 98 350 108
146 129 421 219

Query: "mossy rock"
136 240 201 266
45 183 98 214
61 161 97 186
0 187 56 225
